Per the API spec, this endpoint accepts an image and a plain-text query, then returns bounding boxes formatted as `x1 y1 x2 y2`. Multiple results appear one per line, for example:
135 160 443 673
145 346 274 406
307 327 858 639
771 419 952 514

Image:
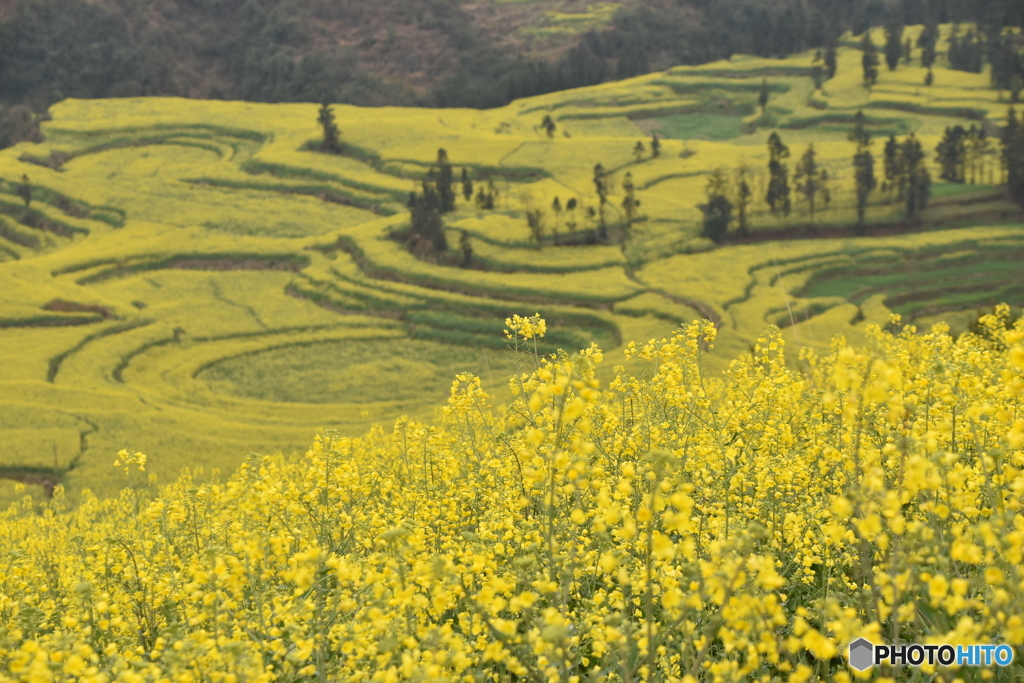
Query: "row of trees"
863 17 1024 100
312 112 1019 263
935 124 1000 184
699 115 938 242
412 107 1024 256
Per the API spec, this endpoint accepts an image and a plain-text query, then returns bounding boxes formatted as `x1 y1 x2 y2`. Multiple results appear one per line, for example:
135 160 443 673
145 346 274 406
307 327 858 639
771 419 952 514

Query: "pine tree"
884 19 904 72
918 18 938 68
16 173 31 208
758 78 770 113
526 209 545 247
737 165 753 237
317 102 341 154
989 34 1023 97
948 25 984 74
849 111 876 232
435 149 456 214
475 187 495 210
650 133 660 158
903 38 912 65
824 39 838 79
794 143 823 219
861 32 879 87
410 178 447 254
966 125 987 185
541 115 557 138
883 135 904 198
902 134 931 220
593 163 609 240
734 165 752 236
633 141 645 163
461 168 473 202
766 132 791 216
936 126 967 183
565 197 578 233
621 172 640 227
698 169 733 243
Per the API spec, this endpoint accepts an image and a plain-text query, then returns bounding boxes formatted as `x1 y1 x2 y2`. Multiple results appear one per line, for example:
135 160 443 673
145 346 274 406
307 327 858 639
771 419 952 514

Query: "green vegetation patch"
801 245 1024 319
197 337 496 404
644 112 749 141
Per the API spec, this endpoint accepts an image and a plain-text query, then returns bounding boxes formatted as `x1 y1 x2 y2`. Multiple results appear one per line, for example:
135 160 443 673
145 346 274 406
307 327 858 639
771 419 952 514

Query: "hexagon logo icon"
848 638 875 671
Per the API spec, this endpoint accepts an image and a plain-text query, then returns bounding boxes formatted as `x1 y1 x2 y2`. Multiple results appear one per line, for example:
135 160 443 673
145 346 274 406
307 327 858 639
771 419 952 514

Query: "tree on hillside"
734 165 752 236
317 101 341 154
16 173 31 208
0 105 41 150
936 125 967 183
435 149 456 213
409 177 448 256
541 115 557 138
883 135 905 198
461 167 473 202
621 172 640 227
965 125 994 185
633 141 645 163
593 163 609 240
475 182 496 210
794 143 824 220
861 32 879 87
766 132 791 216
947 25 983 74
650 133 660 158
903 38 912 66
551 196 563 238
902 134 931 220
989 34 1024 102
758 78 770 113
526 208 545 247
1004 108 1024 206
884 19 903 71
824 39 838 79
849 110 877 232
918 18 938 68
698 169 733 243
812 59 825 90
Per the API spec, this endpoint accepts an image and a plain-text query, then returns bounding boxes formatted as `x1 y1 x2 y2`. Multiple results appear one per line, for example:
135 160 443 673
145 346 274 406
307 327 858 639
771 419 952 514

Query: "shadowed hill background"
1 0 1022 120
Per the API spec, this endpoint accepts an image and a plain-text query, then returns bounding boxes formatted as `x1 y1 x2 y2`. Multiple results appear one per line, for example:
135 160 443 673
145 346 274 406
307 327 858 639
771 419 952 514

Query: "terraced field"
1 24 1022 503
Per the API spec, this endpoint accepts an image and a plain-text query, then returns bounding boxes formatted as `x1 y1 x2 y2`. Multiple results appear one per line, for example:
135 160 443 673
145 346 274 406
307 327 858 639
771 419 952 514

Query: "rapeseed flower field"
0 23 1022 506
2 311 1024 681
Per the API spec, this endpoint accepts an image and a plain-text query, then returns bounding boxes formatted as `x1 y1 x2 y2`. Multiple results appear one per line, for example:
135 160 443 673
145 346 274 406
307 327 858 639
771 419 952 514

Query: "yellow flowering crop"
3 310 1024 682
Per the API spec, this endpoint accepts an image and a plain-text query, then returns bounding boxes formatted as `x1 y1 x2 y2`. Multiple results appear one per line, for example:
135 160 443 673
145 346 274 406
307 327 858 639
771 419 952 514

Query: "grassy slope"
0 24 1022 503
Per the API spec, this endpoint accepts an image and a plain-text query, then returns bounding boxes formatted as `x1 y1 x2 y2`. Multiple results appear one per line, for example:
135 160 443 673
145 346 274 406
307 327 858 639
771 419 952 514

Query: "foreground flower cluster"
3 310 1024 683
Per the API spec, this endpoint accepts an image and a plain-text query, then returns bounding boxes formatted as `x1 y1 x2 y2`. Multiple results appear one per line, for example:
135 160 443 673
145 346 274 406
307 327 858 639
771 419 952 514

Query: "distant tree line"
2 0 1022 127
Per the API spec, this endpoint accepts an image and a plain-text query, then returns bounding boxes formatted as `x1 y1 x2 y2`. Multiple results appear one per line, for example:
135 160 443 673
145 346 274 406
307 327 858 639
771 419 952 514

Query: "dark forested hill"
0 0 1021 118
